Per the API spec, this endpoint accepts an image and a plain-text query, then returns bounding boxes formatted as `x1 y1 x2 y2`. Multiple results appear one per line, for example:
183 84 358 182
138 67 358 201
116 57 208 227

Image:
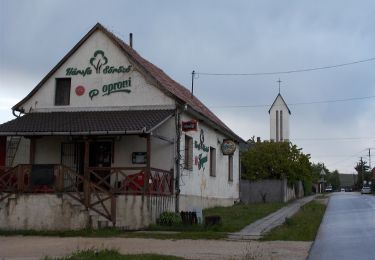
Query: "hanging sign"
221 139 236 155
182 120 198 132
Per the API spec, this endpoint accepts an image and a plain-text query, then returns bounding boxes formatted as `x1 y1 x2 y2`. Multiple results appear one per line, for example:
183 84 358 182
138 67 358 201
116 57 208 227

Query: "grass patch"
261 200 326 241
43 249 183 260
0 228 123 237
148 202 284 233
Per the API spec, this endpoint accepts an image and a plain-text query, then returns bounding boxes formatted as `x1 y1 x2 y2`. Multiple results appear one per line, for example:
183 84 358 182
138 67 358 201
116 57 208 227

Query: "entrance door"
61 142 84 191
89 141 112 189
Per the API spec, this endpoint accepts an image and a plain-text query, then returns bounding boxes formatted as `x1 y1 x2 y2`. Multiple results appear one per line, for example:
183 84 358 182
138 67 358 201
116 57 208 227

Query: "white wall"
178 113 240 210
21 30 175 113
270 96 290 141
35 136 65 164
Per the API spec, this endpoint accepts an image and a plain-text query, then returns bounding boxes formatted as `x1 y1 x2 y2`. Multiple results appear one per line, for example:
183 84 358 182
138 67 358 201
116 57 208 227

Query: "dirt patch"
0 236 311 260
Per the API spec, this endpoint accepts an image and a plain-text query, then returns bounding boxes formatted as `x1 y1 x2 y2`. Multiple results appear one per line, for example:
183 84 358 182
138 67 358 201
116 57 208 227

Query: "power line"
291 137 374 142
198 57 375 76
209 95 375 108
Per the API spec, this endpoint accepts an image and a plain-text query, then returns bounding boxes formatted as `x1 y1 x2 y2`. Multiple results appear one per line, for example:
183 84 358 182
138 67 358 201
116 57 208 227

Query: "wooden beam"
29 137 36 164
84 139 90 208
145 134 151 195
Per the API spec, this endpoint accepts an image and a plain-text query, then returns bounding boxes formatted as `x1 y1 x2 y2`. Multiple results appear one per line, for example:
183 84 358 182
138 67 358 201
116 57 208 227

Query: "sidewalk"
228 195 316 240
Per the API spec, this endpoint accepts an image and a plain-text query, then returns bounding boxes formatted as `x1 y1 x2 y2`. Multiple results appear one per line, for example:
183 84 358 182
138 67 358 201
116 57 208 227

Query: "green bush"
157 212 182 226
303 179 313 196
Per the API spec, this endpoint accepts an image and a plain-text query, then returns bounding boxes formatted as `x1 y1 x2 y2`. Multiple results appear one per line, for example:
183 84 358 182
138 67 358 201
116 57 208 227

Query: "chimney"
129 33 133 48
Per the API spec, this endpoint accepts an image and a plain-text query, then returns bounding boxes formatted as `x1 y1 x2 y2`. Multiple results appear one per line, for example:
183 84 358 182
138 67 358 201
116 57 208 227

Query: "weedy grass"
43 249 183 260
261 200 326 241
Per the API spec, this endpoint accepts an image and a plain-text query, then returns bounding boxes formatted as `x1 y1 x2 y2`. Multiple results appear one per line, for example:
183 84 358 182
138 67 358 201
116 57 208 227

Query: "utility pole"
191 70 195 98
369 148 371 169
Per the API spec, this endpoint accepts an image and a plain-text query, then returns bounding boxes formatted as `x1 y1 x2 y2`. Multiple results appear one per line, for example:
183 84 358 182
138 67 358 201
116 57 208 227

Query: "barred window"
184 135 193 170
209 147 216 177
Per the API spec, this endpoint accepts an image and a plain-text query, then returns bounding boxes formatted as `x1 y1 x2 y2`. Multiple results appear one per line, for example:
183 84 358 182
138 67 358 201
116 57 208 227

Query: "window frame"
184 135 193 170
209 146 216 177
54 78 71 106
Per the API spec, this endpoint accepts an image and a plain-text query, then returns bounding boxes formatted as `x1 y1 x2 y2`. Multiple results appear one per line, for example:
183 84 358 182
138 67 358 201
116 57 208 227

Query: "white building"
269 94 291 142
0 23 243 230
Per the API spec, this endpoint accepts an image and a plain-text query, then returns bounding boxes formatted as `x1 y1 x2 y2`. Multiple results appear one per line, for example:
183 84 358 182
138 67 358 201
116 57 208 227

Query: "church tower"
269 93 291 142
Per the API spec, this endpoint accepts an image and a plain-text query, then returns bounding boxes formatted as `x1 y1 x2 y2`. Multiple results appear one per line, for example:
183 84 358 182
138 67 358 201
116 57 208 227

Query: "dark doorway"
89 141 112 189
89 141 112 167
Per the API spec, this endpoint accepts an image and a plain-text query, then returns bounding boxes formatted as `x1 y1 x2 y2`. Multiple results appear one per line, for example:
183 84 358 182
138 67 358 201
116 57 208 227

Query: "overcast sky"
0 0 374 174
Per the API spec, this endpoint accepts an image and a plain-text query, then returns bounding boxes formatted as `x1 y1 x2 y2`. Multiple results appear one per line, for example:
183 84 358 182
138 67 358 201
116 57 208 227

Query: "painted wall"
0 194 174 230
20 30 175 113
178 113 240 210
34 137 65 164
0 194 89 230
270 96 290 141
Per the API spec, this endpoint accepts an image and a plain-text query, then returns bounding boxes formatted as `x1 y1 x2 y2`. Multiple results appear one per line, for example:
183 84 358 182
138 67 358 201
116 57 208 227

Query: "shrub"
157 212 182 226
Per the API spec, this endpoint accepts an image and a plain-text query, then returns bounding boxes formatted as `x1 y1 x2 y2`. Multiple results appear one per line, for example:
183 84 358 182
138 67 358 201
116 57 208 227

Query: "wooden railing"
87 167 174 195
58 165 116 224
1 164 174 224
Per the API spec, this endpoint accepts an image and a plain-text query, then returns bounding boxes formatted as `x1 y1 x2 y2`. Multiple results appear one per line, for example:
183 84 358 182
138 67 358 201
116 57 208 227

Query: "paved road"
308 192 375 260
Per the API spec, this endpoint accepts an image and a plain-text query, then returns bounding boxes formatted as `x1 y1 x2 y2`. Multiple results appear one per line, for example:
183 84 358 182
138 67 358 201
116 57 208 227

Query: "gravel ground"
0 236 311 260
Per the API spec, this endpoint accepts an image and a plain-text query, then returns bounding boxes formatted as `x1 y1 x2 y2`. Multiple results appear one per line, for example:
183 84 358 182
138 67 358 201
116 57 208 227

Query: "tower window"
276 110 279 142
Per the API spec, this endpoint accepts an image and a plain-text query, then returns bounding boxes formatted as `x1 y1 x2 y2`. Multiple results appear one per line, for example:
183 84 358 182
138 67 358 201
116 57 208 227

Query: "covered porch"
0 109 176 228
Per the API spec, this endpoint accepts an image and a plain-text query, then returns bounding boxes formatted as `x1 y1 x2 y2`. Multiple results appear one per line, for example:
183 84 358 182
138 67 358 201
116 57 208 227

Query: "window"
228 155 233 182
55 78 71 105
209 147 216 177
276 110 279 142
280 110 283 141
184 135 193 170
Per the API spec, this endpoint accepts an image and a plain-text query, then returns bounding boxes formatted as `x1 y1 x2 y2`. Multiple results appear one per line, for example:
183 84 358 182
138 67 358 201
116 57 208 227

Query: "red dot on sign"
75 86 85 96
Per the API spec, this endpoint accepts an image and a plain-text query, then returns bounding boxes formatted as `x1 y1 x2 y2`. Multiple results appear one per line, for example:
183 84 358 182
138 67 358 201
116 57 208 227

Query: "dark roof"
11 23 242 142
0 110 174 136
268 93 291 114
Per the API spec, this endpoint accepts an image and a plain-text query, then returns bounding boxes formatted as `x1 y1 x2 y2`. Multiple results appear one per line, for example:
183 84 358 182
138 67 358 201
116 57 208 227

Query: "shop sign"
66 50 132 77
221 139 236 155
194 129 209 152
89 78 132 100
182 120 198 132
194 129 209 170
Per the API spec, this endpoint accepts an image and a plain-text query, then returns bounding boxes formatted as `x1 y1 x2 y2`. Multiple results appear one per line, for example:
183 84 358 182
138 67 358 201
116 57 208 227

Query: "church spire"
277 78 282 94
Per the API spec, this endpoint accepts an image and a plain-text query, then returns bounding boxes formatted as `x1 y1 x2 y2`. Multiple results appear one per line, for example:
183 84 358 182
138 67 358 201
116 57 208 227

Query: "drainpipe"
175 108 181 213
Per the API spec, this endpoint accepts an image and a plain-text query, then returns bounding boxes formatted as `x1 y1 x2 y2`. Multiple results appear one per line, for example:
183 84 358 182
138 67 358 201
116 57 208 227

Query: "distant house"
0 23 243 230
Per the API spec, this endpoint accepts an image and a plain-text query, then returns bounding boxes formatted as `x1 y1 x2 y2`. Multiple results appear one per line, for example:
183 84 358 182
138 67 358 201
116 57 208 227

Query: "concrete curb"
228 195 316 240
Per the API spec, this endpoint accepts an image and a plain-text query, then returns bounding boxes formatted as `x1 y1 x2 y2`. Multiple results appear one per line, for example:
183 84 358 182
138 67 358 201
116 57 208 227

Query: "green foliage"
303 179 313 196
355 159 371 189
157 212 182 226
262 201 326 241
311 162 330 182
327 170 341 190
241 141 312 183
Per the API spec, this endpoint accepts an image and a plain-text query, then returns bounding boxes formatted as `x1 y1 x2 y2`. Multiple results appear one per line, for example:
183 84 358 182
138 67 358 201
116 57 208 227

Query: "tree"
241 141 312 184
355 158 370 189
327 170 341 191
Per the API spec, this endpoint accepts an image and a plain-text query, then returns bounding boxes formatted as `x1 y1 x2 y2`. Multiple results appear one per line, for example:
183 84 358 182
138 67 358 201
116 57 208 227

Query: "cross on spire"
277 79 282 94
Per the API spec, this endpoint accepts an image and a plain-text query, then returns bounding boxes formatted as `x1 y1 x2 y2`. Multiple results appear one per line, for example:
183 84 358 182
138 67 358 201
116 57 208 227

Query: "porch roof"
0 109 174 136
